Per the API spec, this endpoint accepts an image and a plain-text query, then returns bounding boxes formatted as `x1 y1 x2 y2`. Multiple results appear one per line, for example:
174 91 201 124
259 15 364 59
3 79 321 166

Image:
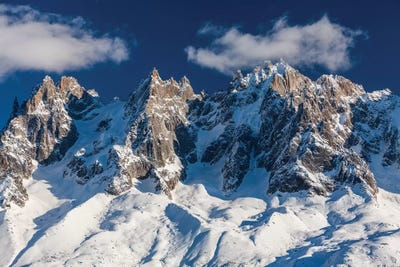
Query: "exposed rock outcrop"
189 62 380 196
0 76 99 207
256 67 377 196
2 63 400 207
106 69 200 197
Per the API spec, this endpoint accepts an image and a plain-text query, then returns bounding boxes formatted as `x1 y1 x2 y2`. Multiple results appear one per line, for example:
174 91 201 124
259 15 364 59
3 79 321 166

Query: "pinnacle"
61 76 78 83
42 75 54 84
180 75 190 85
151 68 161 80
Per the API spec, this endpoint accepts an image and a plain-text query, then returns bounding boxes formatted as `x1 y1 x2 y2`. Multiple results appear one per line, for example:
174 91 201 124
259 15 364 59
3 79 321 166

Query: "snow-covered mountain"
1 62 400 266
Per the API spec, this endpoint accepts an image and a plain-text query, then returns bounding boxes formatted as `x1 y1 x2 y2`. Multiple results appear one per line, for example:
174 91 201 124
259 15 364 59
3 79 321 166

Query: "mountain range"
0 61 399 266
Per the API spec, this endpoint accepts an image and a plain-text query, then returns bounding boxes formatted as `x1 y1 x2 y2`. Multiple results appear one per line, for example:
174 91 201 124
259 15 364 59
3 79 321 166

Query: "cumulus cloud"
0 4 129 79
186 16 365 74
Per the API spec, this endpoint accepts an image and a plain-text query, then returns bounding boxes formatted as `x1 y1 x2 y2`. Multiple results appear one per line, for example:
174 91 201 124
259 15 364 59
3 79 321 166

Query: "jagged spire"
151 68 161 79
229 70 245 91
180 75 190 85
232 70 243 80
42 75 54 84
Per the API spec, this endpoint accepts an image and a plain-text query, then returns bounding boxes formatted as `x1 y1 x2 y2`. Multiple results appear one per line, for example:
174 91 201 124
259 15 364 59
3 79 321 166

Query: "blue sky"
0 0 399 127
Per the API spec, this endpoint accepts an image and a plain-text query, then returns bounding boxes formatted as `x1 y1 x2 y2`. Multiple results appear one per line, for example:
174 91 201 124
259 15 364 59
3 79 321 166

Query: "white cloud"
0 4 129 79
186 16 365 74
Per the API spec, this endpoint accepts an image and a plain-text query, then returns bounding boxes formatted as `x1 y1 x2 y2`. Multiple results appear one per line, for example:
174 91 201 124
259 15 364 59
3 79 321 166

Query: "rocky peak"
230 70 245 91
189 61 379 197
25 76 99 115
256 66 378 196
316 74 365 97
149 69 195 100
270 67 314 97
126 69 196 116
108 70 200 197
60 76 85 99
179 75 190 86
1 64 398 208
26 76 58 114
42 75 55 86
151 68 161 80
0 75 97 207
228 60 295 93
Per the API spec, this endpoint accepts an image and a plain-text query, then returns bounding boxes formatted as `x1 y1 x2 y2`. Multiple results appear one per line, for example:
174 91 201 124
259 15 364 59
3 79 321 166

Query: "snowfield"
1 164 400 266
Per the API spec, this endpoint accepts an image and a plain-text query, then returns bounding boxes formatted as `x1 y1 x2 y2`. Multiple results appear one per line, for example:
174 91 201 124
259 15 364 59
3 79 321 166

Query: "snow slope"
1 163 400 266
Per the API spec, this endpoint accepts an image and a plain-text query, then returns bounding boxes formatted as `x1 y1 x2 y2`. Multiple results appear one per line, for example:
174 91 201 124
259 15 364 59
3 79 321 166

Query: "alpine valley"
1 61 400 266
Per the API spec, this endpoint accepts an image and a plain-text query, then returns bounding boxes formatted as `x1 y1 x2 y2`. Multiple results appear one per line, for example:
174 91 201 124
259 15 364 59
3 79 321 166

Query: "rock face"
1 62 400 207
188 63 379 196
0 76 99 207
256 68 377 196
106 69 200 197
